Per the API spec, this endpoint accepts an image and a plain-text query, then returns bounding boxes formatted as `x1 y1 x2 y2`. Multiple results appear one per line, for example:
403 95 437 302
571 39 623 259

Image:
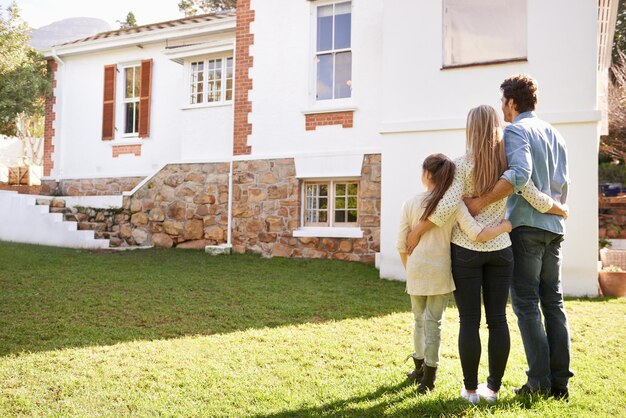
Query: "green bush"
599 162 626 184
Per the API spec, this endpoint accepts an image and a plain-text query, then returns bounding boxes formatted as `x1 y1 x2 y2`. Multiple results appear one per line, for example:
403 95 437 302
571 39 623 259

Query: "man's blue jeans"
510 226 574 391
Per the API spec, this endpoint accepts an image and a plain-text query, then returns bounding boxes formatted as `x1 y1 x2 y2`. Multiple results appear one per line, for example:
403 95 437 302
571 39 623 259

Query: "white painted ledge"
380 110 602 135
292 227 363 239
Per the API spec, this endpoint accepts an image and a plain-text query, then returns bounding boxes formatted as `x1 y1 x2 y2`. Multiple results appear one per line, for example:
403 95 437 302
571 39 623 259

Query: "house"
27 0 618 296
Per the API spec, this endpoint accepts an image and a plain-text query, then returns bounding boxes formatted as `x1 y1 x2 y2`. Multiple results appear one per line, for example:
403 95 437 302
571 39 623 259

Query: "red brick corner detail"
43 59 58 177
233 0 254 156
305 111 354 131
112 145 142 158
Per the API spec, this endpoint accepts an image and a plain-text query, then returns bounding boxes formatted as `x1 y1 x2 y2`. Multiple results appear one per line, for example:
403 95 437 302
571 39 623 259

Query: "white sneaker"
460 387 480 405
477 383 499 403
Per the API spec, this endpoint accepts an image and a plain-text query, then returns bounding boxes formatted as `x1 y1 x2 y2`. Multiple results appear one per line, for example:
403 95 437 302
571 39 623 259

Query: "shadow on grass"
252 381 543 418
0 242 408 356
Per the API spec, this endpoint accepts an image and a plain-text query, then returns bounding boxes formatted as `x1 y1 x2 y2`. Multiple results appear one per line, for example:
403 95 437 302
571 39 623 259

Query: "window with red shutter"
102 64 116 140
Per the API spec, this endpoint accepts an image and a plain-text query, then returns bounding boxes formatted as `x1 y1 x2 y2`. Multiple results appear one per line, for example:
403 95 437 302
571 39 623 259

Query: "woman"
406 105 567 404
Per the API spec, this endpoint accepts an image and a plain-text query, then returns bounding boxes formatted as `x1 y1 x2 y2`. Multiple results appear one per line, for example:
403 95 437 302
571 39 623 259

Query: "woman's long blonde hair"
466 105 507 197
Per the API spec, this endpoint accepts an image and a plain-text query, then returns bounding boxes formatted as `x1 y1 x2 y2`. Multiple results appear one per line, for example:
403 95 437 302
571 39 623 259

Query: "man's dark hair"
500 74 538 113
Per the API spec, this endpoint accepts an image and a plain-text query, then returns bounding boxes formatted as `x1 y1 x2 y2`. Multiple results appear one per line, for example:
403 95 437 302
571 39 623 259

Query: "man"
465 74 573 398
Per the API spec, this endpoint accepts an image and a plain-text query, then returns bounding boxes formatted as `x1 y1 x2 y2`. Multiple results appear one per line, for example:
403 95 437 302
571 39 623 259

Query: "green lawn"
0 242 624 417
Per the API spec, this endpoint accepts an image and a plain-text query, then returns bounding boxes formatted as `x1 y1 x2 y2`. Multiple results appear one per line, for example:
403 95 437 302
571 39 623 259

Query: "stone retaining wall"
41 177 144 196
124 163 230 248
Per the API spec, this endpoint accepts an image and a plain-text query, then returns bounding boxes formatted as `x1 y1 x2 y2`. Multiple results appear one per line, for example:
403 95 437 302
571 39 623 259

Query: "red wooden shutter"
138 59 152 138
102 64 116 140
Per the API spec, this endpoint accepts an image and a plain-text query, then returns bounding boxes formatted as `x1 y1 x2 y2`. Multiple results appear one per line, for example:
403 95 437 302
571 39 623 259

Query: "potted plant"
598 265 626 297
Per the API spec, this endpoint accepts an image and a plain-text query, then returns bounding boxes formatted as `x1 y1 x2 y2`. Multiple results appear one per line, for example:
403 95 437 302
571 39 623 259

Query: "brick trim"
305 111 354 131
112 144 142 158
233 0 254 155
44 59 58 176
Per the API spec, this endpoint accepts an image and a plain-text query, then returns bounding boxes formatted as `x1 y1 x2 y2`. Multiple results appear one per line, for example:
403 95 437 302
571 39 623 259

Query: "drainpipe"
50 49 64 187
227 159 233 246
50 48 64 66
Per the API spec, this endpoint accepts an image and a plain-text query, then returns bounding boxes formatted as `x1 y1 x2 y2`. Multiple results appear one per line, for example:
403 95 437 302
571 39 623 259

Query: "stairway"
0 191 110 249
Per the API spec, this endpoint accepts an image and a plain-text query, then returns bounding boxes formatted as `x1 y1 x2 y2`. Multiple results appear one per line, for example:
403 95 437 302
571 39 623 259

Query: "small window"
304 180 358 226
443 0 527 68
188 56 233 105
316 2 352 100
123 65 141 135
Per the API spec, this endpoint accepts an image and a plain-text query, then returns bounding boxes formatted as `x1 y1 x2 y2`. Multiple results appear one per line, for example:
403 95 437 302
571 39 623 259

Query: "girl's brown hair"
466 105 508 196
420 153 456 221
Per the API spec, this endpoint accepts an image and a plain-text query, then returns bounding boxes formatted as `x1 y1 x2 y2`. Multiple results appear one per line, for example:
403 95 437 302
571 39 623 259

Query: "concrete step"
0 191 111 250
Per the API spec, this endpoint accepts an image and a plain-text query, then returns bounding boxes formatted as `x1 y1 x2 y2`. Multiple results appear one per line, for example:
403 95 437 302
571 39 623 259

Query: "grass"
0 241 625 417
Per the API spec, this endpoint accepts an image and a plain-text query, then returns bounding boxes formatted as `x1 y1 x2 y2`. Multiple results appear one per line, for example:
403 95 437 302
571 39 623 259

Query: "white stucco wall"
49 37 234 180
247 0 383 156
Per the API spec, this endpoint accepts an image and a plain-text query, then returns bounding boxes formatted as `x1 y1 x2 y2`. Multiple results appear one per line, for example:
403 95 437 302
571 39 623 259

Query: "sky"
0 0 182 29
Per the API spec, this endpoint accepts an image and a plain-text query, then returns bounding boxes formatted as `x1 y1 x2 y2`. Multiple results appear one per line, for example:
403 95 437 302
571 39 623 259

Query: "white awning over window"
295 153 364 179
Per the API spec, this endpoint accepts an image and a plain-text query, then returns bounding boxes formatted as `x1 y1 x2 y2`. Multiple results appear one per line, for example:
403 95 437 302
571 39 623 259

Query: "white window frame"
120 63 141 138
186 55 234 107
301 179 359 228
312 0 353 103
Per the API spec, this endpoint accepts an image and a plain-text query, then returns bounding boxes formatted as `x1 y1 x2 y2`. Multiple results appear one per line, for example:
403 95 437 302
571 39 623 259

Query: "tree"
0 2 48 166
0 2 50 139
178 0 236 17
118 11 138 29
602 50 626 162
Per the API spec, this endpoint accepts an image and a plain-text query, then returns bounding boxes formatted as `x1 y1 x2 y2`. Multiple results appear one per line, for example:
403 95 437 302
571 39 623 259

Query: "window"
123 65 141 135
443 0 527 68
304 180 358 226
316 2 352 100
189 56 233 104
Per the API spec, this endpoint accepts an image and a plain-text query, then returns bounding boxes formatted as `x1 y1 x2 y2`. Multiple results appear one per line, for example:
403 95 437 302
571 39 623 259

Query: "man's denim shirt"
501 111 570 235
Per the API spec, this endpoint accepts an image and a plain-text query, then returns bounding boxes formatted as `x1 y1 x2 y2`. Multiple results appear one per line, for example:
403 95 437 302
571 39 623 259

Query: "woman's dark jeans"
451 243 514 392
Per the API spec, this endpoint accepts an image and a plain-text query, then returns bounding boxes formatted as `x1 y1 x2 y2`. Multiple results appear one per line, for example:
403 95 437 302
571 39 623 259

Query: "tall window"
316 2 352 100
123 65 141 135
305 180 358 226
189 56 233 104
443 0 527 68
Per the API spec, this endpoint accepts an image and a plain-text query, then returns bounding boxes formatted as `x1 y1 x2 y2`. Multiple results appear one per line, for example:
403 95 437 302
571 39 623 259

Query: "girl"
396 153 511 394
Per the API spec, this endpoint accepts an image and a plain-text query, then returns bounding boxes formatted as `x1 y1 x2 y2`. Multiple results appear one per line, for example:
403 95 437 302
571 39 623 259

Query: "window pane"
125 68 133 98
334 2 351 50
335 52 352 99
319 198 328 209
443 0 527 66
124 102 137 134
348 183 358 195
216 59 222 78
348 210 358 222
335 197 345 209
319 184 328 196
316 54 333 100
226 83 233 101
335 183 346 195
319 211 328 223
347 196 357 209
317 5 333 52
306 184 316 197
335 210 345 223
134 66 141 97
